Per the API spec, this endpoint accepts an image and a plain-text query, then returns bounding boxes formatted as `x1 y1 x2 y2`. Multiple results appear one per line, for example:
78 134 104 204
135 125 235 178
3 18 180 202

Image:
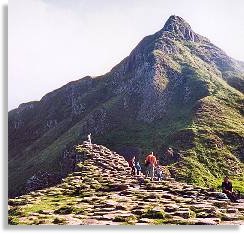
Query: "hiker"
87 133 92 145
145 152 157 180
128 156 136 175
155 160 163 181
163 147 176 164
135 160 142 176
222 176 238 202
165 147 174 157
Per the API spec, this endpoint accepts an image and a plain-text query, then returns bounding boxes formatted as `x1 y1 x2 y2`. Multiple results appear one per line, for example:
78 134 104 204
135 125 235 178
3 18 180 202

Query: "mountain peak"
164 15 191 30
161 15 204 42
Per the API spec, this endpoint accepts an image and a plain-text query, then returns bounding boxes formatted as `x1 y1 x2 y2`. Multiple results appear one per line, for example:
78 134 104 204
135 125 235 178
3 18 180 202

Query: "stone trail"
8 143 244 225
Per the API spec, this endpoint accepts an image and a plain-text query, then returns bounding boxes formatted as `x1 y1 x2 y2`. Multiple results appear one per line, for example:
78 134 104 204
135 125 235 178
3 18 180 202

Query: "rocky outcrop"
161 15 209 43
8 143 244 225
25 171 60 193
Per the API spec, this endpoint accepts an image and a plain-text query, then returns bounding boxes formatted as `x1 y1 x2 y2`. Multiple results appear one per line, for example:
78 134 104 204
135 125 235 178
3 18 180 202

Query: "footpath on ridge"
8 143 244 225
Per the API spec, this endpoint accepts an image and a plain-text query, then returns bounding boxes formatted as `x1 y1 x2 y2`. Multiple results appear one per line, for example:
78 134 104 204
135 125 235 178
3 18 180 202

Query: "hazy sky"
9 0 244 110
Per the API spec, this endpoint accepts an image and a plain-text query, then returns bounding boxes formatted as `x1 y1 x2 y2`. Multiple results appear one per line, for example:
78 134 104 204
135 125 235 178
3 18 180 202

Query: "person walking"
155 160 163 181
145 152 157 180
87 133 92 145
128 156 137 175
135 161 142 176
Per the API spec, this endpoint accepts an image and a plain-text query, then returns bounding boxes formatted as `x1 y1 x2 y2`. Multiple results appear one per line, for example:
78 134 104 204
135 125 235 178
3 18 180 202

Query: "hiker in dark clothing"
165 147 174 159
135 161 142 176
163 147 174 165
222 176 238 202
128 156 136 175
155 160 163 181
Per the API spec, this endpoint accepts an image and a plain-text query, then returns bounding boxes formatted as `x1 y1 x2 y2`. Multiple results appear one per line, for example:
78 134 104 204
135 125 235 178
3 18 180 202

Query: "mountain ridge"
8 15 244 197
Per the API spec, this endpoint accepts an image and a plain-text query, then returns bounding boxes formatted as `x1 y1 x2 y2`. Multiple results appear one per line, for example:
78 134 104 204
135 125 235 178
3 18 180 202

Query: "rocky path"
8 143 244 225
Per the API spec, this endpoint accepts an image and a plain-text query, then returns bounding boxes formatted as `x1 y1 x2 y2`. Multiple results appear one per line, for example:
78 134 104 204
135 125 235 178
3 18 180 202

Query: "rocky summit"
8 143 244 225
8 15 244 201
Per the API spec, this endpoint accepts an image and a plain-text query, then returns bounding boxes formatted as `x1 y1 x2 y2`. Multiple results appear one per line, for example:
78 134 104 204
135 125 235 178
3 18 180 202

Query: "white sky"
9 0 244 110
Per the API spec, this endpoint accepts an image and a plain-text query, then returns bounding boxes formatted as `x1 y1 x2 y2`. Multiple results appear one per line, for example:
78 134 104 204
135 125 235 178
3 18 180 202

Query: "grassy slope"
97 40 244 191
165 41 244 190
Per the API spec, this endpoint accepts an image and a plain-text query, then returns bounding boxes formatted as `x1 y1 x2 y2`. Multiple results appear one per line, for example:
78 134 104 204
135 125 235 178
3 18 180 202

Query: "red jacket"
145 154 157 166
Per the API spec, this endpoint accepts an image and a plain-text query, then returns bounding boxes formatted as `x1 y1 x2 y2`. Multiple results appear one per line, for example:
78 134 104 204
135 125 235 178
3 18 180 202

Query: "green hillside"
8 15 244 197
